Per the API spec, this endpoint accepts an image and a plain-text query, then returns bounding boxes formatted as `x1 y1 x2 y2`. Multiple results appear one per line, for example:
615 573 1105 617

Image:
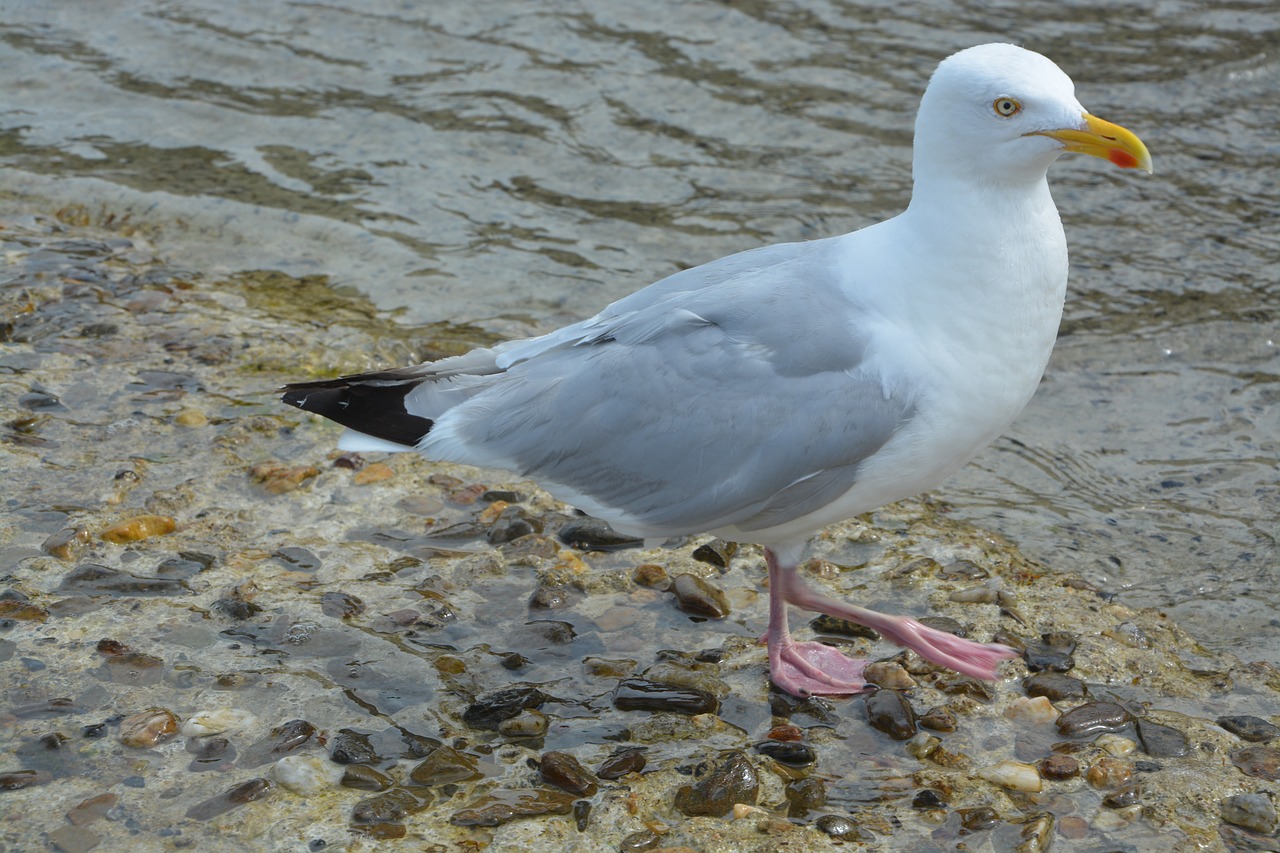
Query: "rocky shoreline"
2 213 1277 852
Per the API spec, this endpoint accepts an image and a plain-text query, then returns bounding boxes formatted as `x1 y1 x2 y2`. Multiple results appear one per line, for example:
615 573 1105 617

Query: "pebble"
912 789 946 809
352 461 394 485
0 599 48 621
1220 792 1278 834
320 591 365 619
1038 753 1079 781
809 614 879 640
673 751 759 817
670 573 730 618
351 789 420 825
975 760 1042 792
1091 804 1141 831
48 826 100 853
1231 745 1280 781
1056 701 1131 737
449 788 575 826
341 765 393 791
497 709 549 738
863 661 916 690
103 651 165 685
1218 715 1280 743
101 515 176 543
66 793 117 826
0 770 52 790
271 754 345 794
240 719 318 767
186 778 272 821
1023 671 1086 702
613 678 719 716
1135 719 1189 758
487 506 541 543
619 829 662 851
557 517 641 551
1086 755 1135 789
119 707 179 748
1095 733 1138 756
462 686 550 730
250 461 320 494
632 563 670 588
329 729 378 765
1102 783 1141 809
597 747 647 780
1004 696 1058 726
60 563 188 597
539 750 598 796
754 740 816 767
690 539 737 568
1019 813 1055 853
905 732 940 760
958 806 1000 831
784 777 826 817
1022 633 1077 672
410 745 480 785
42 526 91 560
814 814 872 842
865 689 917 740
918 706 957 733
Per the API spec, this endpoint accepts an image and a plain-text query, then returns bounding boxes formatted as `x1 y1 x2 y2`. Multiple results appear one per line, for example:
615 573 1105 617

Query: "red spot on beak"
1109 149 1140 169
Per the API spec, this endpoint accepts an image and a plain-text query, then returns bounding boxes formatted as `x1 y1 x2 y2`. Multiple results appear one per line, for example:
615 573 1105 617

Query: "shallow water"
2 0 1276 666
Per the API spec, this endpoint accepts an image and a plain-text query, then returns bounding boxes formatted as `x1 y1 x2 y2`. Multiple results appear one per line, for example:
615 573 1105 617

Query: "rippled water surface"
2 0 1276 666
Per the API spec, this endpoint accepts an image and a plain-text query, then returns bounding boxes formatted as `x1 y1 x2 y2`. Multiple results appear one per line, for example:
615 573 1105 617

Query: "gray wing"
422 238 914 537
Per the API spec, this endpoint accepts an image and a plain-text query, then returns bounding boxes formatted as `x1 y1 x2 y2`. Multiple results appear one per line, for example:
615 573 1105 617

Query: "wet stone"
864 661 916 690
1135 719 1189 758
329 729 378 765
1020 813 1055 853
1220 792 1278 834
754 740 816 767
119 707 179 748
918 615 966 637
1039 753 1080 781
976 760 1042 792
671 573 730 618
538 750 597 796
1102 783 1141 808
1218 715 1279 743
866 689 917 740
612 678 719 716
497 709 548 738
1231 746 1280 781
462 686 550 730
188 737 235 772
959 806 1000 831
1023 671 1086 702
271 754 344 794
632 563 669 588
808 614 880 640
487 506 541 543
690 539 737 568
784 777 826 817
42 526 90 560
1087 755 1135 789
673 751 759 817
1022 634 1077 672
919 706 957 733
557 517 641 551
410 746 480 785
341 765 393 792
320 591 365 619
48 826 99 853
930 674 995 702
529 585 569 609
597 748 647 780
815 814 872 842
186 778 271 820
100 515 176 544
59 563 188 597
1057 702 1131 737
66 793 117 826
0 600 48 621
619 829 662 851
352 788 420 824
103 651 165 685
912 789 946 809
240 720 318 767
0 769 53 790
449 788 575 826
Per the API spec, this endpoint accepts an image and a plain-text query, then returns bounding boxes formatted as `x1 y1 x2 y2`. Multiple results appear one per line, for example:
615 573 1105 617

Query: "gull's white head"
912 43 1151 188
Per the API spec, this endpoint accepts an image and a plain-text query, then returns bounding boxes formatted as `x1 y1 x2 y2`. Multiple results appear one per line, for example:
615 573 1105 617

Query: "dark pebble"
272 547 321 571
612 678 719 716
1135 719 1189 758
0 769 53 790
341 765 393 792
351 822 406 840
410 746 480 786
1231 746 1280 781
187 737 235 772
104 652 165 685
815 814 872 842
185 778 271 821
320 591 365 619
155 552 215 579
918 616 966 637
529 585 569 610
785 777 826 817
59 563 188 597
1023 633 1077 672
239 720 318 768
673 751 759 817
808 614 880 640
690 539 737 568
670 574 730 618
597 748 646 780
959 806 1001 831
449 788 575 826
573 799 591 831
557 518 641 551
1102 783 1141 808
352 789 420 824
538 751 598 796
1218 715 1279 743
462 686 549 730
1220 792 1279 834
912 789 947 809
481 489 525 503
1039 753 1080 781
213 596 263 620
488 507 541 544
1023 671 1086 701
755 740 816 767
919 706 957 733
866 690 917 740
930 674 995 702
1056 702 1131 737
330 729 378 765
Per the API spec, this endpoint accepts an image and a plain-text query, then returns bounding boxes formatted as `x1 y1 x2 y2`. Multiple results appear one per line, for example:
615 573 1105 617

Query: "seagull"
282 43 1151 697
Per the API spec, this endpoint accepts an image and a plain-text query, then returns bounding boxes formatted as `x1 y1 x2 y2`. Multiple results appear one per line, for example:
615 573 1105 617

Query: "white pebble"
270 754 344 794
976 760 1043 792
1095 734 1138 756
180 708 258 738
1003 696 1058 726
1091 804 1142 831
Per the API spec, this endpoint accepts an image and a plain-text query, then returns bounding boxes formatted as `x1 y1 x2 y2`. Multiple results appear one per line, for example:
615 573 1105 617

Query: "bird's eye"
993 97 1022 118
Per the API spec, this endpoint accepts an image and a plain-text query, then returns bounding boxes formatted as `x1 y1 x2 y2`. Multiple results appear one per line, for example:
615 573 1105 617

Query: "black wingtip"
281 377 433 448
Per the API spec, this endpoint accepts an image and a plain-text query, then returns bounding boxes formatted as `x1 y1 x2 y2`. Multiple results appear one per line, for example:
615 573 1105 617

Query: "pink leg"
769 551 1018 683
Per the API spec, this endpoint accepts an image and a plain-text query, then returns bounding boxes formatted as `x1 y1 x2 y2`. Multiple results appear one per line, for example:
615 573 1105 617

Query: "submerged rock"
673 751 759 817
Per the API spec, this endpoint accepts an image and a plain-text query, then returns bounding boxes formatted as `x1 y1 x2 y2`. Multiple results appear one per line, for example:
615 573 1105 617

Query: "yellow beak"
1031 113 1153 173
